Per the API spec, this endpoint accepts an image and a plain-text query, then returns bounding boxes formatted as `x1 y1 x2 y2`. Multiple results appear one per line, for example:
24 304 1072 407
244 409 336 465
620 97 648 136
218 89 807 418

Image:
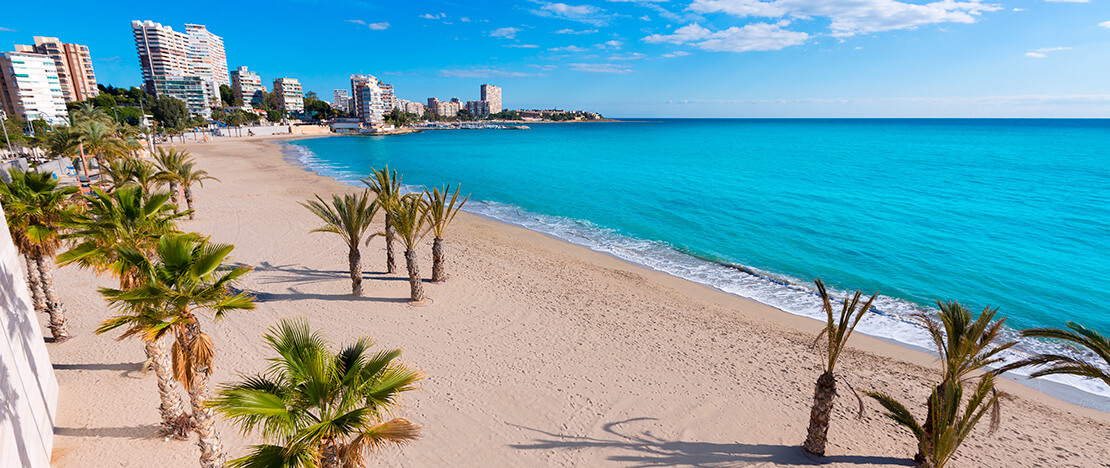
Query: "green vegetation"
488 110 523 120
424 184 469 283
302 191 380 296
363 167 403 274
388 194 431 303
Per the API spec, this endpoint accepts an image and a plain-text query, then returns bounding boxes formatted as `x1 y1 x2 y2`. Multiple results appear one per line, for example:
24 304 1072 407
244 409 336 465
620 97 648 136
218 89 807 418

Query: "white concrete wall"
0 202 58 467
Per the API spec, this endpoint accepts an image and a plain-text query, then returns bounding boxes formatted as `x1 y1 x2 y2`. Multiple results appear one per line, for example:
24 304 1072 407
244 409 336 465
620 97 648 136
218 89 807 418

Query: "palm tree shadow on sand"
509 418 913 467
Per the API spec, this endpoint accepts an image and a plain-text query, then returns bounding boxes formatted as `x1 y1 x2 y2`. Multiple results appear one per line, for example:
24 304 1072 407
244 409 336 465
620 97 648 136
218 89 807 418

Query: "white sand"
45 136 1110 467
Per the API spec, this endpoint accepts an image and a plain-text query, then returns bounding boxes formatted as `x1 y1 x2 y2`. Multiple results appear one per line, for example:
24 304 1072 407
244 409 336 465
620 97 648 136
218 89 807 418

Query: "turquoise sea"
286 119 1110 400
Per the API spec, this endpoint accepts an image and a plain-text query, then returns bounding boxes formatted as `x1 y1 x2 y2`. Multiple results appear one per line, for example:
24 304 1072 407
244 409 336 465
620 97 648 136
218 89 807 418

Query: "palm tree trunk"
803 371 837 456
169 181 181 212
184 184 195 219
35 254 70 342
348 245 363 296
24 254 46 313
404 248 424 302
145 337 192 438
918 382 945 466
385 214 397 274
319 440 340 468
431 237 446 283
179 324 224 468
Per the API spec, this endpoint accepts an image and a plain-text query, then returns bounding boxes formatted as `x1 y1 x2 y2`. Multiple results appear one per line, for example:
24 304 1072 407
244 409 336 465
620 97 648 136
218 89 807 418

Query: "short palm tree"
803 279 877 457
76 120 126 178
388 194 430 303
1004 322 1110 387
71 102 113 126
301 191 379 296
362 167 402 274
424 185 469 283
178 161 218 219
153 147 191 209
99 235 255 468
915 301 1015 463
209 318 423 468
866 373 1005 468
0 169 79 342
104 158 159 195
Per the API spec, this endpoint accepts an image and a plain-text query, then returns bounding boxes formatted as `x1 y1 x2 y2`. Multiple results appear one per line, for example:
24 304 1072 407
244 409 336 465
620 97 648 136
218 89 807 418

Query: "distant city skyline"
3 0 1110 117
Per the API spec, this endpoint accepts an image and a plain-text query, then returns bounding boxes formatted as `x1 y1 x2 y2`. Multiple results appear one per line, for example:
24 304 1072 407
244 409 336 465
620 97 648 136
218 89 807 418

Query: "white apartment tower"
184 24 229 86
0 52 69 125
481 84 502 114
351 74 385 122
333 89 349 112
15 37 99 102
230 66 265 106
132 20 229 116
273 78 303 113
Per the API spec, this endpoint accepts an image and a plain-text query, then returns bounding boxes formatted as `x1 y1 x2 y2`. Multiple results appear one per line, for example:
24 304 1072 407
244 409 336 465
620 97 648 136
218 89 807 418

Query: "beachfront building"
14 37 98 102
403 100 424 115
153 74 210 118
333 89 348 112
466 100 490 116
426 97 439 114
184 24 229 86
131 20 192 95
436 100 460 118
351 74 385 123
132 20 230 116
379 83 396 111
230 66 265 107
273 78 303 113
0 51 69 125
481 83 502 114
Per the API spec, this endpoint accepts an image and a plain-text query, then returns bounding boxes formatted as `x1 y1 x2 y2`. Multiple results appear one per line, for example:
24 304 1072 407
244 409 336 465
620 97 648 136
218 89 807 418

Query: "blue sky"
3 0 1109 117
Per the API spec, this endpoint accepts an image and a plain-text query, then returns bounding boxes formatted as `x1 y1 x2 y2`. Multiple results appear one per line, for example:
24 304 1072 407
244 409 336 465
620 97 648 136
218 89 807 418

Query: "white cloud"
600 39 623 48
608 52 647 60
550 45 590 52
346 19 366 25
641 15 653 20
1025 46 1070 58
689 0 1000 36
1012 7 1025 11
439 68 544 78
1099 20 1110 29
644 22 808 52
568 63 633 73
662 51 692 57
490 27 522 39
420 13 446 19
531 2 613 26
461 17 472 22
368 22 390 30
505 44 541 48
555 28 600 34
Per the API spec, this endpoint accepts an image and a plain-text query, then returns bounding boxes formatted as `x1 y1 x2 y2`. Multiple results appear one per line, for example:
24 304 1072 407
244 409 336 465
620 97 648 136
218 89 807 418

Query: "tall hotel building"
332 89 349 112
14 36 98 102
0 51 68 125
131 20 228 117
480 84 502 114
230 66 265 106
351 74 385 123
273 78 303 113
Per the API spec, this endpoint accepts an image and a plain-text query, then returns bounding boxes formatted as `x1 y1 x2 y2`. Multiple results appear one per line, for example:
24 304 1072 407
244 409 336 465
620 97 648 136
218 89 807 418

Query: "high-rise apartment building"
465 100 489 116
435 100 460 118
0 52 69 125
333 89 349 112
351 74 385 122
403 100 425 115
230 66 264 107
132 20 229 116
480 84 502 114
379 83 396 111
14 37 98 102
273 78 303 113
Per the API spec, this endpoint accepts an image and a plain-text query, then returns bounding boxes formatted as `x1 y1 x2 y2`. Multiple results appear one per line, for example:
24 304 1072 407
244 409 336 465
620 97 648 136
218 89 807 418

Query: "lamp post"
0 117 12 156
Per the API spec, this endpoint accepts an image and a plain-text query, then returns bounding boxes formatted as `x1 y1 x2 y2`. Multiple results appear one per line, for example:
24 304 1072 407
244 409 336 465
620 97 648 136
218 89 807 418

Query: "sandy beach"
45 135 1109 467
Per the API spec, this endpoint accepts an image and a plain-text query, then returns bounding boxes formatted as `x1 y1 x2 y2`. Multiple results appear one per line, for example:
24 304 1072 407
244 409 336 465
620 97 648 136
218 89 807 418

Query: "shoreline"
278 134 1110 412
47 135 1110 467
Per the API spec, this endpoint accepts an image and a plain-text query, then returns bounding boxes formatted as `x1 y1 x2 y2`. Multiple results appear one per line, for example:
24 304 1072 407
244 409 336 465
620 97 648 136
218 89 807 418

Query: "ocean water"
286 119 1110 402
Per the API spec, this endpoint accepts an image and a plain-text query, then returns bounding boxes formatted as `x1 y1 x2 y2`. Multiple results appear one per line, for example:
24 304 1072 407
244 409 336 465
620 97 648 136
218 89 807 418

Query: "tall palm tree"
0 169 79 342
153 147 191 209
178 161 218 220
424 184 469 283
71 102 113 126
388 194 430 302
916 301 1015 463
99 235 255 468
61 186 192 435
866 373 1005 468
362 167 402 274
302 191 379 296
209 318 423 468
103 158 160 195
1003 322 1110 387
803 279 877 457
76 120 126 182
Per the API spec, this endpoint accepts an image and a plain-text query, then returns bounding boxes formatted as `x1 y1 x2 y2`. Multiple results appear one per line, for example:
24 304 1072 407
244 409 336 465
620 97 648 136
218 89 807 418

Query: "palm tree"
0 169 78 342
866 373 1005 468
362 167 402 274
301 191 379 296
178 161 218 219
209 318 423 468
915 301 1015 463
153 147 191 210
388 194 430 302
802 279 877 457
99 235 255 468
424 184 469 283
76 120 126 183
61 186 192 435
1004 322 1110 387
71 102 113 126
103 158 160 195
